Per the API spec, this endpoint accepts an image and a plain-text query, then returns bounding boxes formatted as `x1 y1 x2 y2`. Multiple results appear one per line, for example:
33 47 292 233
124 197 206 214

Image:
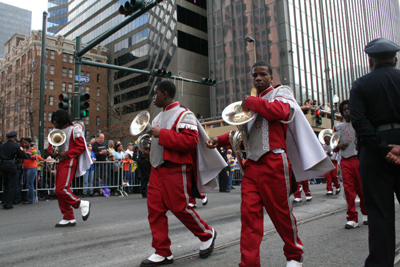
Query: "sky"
0 0 48 31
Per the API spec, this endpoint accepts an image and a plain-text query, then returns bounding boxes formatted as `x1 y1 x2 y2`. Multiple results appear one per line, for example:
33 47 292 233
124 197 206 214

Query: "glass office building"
207 0 400 117
0 3 31 59
48 0 70 34
56 0 211 124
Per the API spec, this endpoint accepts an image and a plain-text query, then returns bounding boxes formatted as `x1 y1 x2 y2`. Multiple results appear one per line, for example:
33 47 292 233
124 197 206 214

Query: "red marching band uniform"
148 101 225 258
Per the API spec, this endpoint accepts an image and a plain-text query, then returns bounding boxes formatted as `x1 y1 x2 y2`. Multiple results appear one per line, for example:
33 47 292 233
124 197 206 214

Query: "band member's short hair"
252 61 273 75
339 100 349 115
156 80 176 99
51 110 73 127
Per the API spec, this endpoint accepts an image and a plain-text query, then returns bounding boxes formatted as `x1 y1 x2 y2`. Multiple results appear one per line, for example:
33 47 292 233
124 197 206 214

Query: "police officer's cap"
365 38 400 59
6 131 17 138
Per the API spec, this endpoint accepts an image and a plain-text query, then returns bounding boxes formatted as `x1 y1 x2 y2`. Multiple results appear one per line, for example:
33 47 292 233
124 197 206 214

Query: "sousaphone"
318 129 340 149
130 111 152 153
48 129 66 154
222 101 255 174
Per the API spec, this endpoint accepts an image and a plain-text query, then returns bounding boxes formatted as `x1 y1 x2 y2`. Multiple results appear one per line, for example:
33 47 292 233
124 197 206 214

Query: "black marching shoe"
3 205 13 210
199 229 217 259
140 254 174 267
55 219 76 227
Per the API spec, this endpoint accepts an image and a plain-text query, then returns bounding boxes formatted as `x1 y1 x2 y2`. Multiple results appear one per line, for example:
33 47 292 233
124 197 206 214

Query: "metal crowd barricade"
232 165 243 185
31 160 141 201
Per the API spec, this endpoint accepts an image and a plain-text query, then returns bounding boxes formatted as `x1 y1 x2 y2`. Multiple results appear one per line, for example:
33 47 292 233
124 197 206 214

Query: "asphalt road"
0 184 399 267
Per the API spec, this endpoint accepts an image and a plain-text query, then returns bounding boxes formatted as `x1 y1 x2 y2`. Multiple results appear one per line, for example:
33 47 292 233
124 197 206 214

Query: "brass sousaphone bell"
222 101 256 174
318 129 340 149
48 129 67 154
130 111 152 153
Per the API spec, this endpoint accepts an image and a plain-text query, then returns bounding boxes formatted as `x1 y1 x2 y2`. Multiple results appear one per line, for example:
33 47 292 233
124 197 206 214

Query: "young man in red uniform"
207 61 304 267
140 81 224 267
48 110 91 227
334 100 367 229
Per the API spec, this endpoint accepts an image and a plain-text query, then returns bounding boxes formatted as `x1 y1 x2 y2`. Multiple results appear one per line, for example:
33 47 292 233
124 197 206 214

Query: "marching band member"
322 134 341 195
140 81 226 267
48 110 92 227
206 61 333 267
334 100 367 229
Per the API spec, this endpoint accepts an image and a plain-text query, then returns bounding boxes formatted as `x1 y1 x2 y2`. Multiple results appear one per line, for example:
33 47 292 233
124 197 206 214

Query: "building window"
48 127 52 133
96 102 100 111
69 55 73 63
97 87 100 96
62 82 66 91
86 86 90 93
62 68 67 77
85 117 89 125
97 74 100 83
68 69 73 78
68 83 73 93
45 49 48 58
48 112 53 121
63 53 67 62
86 72 90 78
49 80 54 90
50 50 55 60
96 116 100 125
50 65 54 75
44 112 46 121
49 96 54 106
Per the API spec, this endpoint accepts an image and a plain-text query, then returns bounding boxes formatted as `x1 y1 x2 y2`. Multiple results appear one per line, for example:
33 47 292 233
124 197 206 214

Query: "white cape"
286 104 335 181
195 120 227 192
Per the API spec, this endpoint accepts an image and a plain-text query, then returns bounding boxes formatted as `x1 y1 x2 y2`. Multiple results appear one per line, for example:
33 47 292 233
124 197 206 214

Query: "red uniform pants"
147 162 213 257
340 156 367 222
294 180 311 198
239 152 303 267
324 161 340 191
55 158 80 220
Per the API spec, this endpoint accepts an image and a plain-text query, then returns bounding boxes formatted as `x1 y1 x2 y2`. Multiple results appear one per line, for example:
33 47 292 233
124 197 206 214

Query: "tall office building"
55 0 211 131
207 0 400 117
0 3 31 59
47 0 71 34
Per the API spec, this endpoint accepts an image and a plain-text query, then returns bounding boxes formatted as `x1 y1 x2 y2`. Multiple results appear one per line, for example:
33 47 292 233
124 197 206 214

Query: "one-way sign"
75 75 89 82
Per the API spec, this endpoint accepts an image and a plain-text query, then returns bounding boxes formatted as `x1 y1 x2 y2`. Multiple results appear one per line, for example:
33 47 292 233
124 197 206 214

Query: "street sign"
75 76 89 82
79 81 86 87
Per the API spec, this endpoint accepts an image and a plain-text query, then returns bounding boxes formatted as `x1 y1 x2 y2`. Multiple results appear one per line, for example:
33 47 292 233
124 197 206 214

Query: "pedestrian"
322 135 341 195
91 133 108 194
135 148 151 198
334 100 368 229
48 110 92 227
0 131 32 210
350 38 400 267
21 137 44 204
83 143 96 197
140 80 226 267
226 149 235 189
206 61 333 267
217 147 230 192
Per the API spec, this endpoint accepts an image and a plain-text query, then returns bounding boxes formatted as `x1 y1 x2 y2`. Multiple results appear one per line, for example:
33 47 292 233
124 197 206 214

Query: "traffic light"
79 93 90 118
119 0 144 16
200 77 217 85
315 109 322 126
58 94 69 110
152 69 172 78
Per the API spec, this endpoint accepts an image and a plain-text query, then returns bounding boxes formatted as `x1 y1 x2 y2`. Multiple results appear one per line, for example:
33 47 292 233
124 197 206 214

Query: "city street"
1 184 399 267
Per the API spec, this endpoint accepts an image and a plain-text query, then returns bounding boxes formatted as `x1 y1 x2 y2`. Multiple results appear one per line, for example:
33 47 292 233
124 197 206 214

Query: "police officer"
0 131 32 210
350 38 400 267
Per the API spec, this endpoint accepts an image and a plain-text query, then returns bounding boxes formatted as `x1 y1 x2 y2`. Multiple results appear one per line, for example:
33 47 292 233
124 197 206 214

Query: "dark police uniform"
350 38 400 267
0 132 32 209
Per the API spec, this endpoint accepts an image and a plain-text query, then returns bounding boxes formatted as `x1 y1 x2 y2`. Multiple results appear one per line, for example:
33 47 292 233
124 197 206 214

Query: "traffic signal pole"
71 0 215 124
38 11 47 157
73 36 82 121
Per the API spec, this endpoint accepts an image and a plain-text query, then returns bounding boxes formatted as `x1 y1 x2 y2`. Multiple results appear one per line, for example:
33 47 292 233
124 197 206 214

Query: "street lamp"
245 36 256 63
